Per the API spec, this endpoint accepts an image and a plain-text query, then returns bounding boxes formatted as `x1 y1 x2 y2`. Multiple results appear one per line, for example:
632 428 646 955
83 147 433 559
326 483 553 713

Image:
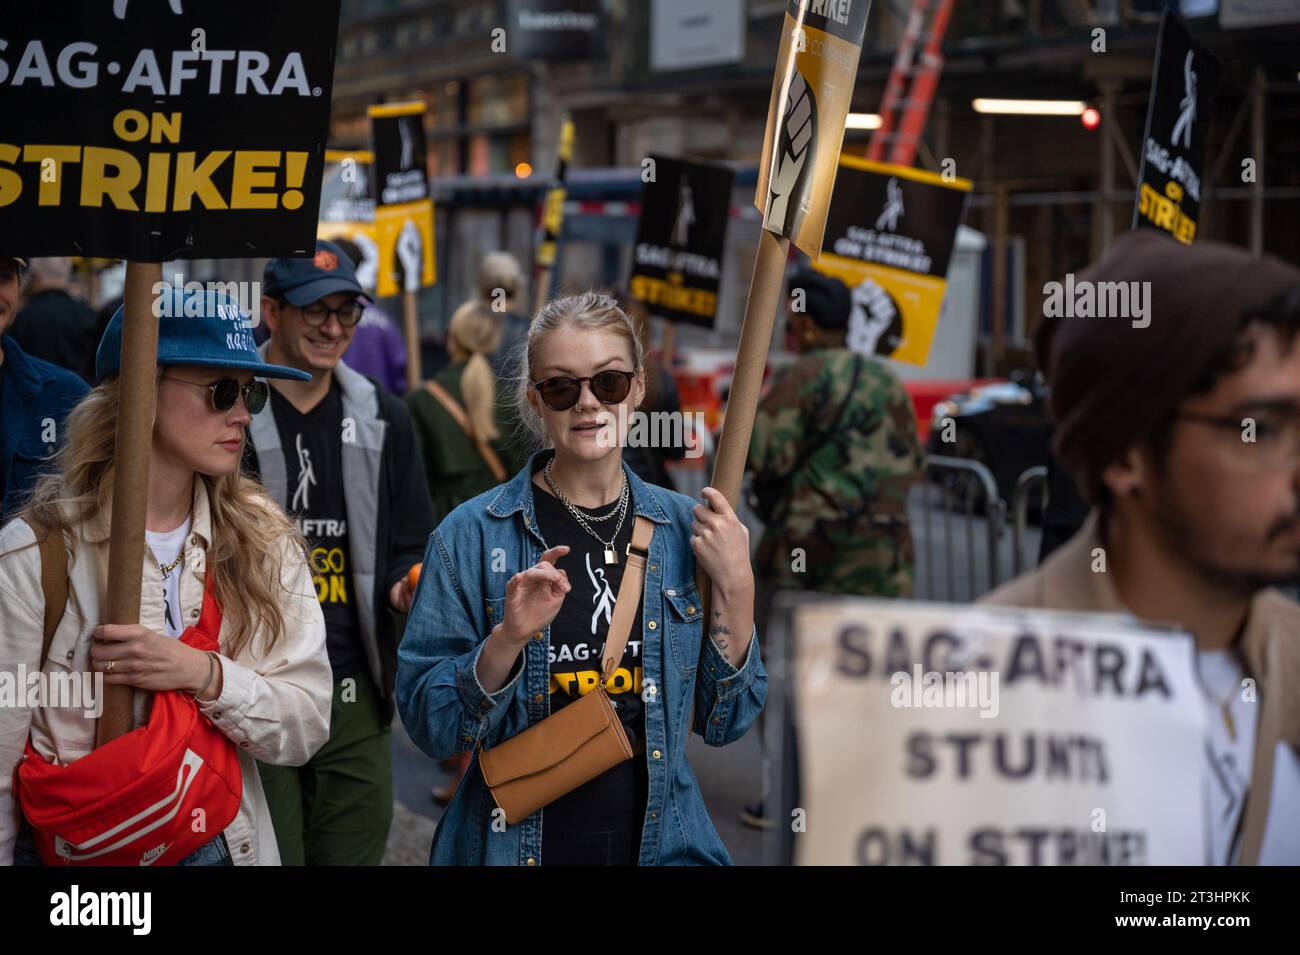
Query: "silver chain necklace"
555 471 626 523
544 459 628 564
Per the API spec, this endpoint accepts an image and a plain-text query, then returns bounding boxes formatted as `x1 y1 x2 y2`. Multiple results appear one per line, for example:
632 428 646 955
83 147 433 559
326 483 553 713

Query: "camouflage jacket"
747 348 924 596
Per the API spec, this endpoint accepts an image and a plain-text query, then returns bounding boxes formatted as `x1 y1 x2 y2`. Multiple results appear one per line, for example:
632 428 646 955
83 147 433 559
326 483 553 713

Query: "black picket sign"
629 156 735 330
0 1 341 261
1132 11 1221 245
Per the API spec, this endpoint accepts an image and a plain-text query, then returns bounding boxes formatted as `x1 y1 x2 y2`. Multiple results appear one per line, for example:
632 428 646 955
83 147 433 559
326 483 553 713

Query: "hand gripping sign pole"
97 261 162 745
695 0 871 614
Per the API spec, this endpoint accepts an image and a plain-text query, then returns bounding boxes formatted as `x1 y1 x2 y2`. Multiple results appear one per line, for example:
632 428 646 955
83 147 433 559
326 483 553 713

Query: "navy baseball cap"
263 240 367 307
96 286 311 382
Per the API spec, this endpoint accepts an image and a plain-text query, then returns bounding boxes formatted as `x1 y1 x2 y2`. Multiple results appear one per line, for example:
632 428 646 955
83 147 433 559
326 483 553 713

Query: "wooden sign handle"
403 290 421 394
696 230 790 620
97 260 161 746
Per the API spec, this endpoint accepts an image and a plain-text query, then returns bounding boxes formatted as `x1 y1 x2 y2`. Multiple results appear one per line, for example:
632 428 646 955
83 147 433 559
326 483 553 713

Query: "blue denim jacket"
0 335 88 525
396 450 767 865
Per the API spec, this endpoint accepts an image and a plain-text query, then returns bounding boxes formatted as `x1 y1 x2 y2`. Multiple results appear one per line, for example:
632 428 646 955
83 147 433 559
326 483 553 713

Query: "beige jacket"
983 511 1300 865
0 478 332 865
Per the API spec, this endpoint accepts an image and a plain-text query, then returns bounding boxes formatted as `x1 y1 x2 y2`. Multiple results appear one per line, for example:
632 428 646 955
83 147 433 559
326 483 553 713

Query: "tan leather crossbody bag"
478 515 653 825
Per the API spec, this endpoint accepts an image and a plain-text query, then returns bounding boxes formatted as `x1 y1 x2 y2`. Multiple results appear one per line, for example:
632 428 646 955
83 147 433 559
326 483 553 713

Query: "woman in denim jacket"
397 291 766 865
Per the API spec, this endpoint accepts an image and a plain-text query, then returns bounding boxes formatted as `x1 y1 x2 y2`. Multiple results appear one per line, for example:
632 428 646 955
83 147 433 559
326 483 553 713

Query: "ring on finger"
105 660 116 673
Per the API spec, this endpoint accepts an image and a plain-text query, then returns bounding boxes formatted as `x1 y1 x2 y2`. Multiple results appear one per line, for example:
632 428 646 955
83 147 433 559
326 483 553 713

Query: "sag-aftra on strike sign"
0 1 340 261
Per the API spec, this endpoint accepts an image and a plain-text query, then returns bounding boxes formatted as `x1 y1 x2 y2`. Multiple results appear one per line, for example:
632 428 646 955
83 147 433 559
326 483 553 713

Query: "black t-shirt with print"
271 380 365 679
532 478 649 854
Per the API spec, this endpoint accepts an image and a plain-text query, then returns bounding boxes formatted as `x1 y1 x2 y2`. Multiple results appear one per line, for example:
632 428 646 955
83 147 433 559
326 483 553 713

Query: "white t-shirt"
145 516 191 638
1198 648 1300 865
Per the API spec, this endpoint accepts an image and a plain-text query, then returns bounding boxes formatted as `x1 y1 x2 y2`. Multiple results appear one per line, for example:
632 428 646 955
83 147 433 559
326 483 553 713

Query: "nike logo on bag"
140 843 170 865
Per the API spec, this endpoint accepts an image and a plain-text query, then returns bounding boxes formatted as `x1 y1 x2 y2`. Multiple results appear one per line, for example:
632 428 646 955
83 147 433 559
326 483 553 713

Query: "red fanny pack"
15 575 244 866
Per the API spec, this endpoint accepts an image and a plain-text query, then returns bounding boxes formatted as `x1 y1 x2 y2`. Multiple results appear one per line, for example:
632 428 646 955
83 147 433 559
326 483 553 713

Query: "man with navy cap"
244 239 434 866
0 256 89 526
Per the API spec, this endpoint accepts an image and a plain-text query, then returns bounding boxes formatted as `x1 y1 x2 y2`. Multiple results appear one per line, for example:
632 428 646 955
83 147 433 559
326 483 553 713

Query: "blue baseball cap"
96 286 311 382
263 239 367 307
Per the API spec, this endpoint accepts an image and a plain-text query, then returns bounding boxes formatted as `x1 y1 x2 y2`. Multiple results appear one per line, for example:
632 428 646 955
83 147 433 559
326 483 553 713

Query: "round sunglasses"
164 375 270 414
530 369 636 412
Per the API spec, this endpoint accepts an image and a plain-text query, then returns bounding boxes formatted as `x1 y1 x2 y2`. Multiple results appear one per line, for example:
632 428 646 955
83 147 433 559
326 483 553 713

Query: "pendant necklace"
544 459 628 564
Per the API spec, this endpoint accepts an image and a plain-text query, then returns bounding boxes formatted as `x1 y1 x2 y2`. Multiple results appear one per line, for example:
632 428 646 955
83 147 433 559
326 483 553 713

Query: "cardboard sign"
368 102 436 298
629 156 734 329
786 598 1206 865
0 1 340 261
754 0 871 258
813 156 970 365
1132 11 1221 245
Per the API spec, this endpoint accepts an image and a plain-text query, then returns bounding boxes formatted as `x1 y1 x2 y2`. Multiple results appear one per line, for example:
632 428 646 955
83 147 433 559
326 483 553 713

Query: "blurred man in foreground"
984 230 1300 865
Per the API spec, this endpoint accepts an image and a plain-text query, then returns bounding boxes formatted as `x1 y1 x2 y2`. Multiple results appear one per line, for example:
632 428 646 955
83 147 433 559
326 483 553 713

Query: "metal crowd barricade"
912 454 1006 602
1011 465 1050 577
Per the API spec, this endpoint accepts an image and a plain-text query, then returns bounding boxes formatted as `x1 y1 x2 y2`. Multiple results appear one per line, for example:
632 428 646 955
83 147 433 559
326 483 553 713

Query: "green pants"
258 669 393 866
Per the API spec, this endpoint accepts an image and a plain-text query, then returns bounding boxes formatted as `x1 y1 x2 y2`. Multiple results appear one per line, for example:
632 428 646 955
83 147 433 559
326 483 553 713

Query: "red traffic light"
1081 107 1101 130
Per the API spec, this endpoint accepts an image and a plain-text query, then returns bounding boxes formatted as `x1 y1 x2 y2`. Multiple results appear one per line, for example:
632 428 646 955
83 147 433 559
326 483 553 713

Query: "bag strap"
424 378 508 483
601 516 654 682
26 518 70 666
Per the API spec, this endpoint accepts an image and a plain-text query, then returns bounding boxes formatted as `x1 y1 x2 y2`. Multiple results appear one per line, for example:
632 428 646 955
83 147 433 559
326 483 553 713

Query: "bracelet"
191 651 218 700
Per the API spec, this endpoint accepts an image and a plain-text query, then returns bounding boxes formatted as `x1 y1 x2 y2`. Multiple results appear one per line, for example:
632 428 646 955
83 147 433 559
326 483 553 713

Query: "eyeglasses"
289 300 363 328
1176 408 1300 470
531 370 636 412
164 375 270 414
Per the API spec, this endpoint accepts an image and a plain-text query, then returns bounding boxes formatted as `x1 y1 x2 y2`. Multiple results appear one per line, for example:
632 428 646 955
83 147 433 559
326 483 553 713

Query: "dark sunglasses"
164 375 270 414
531 369 636 412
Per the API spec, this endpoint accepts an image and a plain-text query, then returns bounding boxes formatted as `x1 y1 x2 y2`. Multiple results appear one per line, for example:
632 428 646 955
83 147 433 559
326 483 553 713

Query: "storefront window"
466 73 529 127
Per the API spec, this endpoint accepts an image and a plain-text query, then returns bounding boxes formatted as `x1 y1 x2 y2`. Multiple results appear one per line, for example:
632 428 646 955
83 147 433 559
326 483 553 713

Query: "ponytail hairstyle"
515 291 644 447
448 299 504 441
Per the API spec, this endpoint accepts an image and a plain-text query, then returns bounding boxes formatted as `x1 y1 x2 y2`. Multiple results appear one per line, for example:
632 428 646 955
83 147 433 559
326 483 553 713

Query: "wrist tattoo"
709 617 732 650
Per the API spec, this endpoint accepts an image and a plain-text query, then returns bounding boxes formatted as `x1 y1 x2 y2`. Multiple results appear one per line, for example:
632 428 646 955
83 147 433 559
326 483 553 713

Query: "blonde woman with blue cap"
0 286 332 866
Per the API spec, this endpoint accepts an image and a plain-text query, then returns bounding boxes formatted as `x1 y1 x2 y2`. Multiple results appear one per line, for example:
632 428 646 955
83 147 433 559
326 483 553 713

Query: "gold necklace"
154 548 186 579
150 512 192 579
1213 686 1239 743
1198 661 1242 743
